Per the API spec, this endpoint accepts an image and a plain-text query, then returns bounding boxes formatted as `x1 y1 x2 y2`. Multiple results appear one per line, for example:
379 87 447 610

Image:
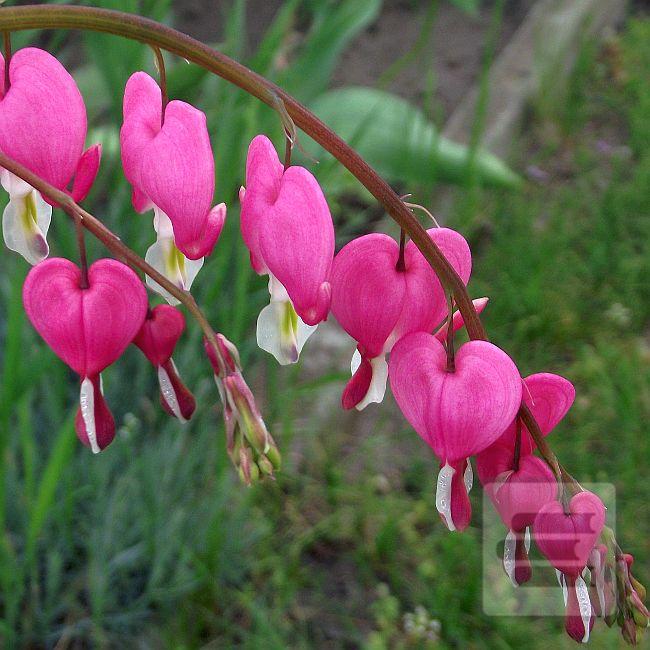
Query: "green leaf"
308 86 521 190
24 413 76 570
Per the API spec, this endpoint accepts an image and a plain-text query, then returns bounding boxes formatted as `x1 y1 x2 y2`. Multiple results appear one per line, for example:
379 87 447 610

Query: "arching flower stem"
0 149 226 369
0 5 576 491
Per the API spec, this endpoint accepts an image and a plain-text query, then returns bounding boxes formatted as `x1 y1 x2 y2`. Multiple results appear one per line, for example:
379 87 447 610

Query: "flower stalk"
0 4 577 495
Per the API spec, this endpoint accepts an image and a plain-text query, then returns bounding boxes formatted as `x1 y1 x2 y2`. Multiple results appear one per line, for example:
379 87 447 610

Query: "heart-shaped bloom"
133 305 196 422
330 228 472 410
23 258 147 452
240 135 334 364
495 373 575 456
478 443 558 585
389 332 522 530
534 492 606 643
121 72 226 303
0 48 101 264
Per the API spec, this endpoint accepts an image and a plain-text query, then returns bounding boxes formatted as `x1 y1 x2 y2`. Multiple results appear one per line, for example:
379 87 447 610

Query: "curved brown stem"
0 4 485 340
0 150 221 356
0 4 575 486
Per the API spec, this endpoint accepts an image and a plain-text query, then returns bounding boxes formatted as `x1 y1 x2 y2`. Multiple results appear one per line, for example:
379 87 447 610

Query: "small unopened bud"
622 617 637 645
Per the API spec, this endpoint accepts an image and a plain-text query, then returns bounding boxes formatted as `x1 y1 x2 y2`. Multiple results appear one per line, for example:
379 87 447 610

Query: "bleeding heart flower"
121 71 226 303
330 228 472 410
478 444 558 585
534 491 606 643
494 373 575 456
534 491 606 577
133 305 196 422
0 48 101 264
389 332 522 531
240 135 334 364
23 258 147 452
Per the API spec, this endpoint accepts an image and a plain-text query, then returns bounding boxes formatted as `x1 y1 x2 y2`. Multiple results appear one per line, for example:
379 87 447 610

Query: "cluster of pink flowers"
1 47 646 644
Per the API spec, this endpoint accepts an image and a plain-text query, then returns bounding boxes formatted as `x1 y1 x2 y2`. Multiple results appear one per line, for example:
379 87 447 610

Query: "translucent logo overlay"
482 482 615 616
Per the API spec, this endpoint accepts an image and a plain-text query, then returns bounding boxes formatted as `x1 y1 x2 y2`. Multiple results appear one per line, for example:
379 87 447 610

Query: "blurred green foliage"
0 0 647 647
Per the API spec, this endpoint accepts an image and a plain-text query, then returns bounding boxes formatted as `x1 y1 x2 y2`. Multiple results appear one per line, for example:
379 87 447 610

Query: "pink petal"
449 458 472 531
71 143 102 202
258 166 334 324
389 333 522 462
434 297 489 342
120 71 161 192
75 374 115 452
240 135 284 274
133 304 185 367
330 234 406 357
159 358 196 421
121 72 219 259
0 48 87 190
533 491 606 577
393 228 472 341
491 455 557 531
23 258 148 377
341 352 373 410
498 372 575 454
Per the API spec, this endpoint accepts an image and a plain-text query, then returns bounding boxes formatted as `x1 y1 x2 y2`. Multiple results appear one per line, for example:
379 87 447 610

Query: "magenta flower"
121 72 226 303
478 443 557 584
389 332 522 530
0 48 101 264
240 135 334 365
23 258 147 452
533 491 606 643
133 305 196 422
330 228 472 410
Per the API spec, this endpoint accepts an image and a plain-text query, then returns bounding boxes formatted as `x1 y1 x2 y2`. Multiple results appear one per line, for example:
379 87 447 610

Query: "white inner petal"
524 526 531 553
503 530 517 587
1 169 32 198
464 459 474 493
2 188 51 265
436 462 456 532
158 362 187 423
556 570 568 607
256 278 317 365
350 348 362 375
355 355 388 411
575 575 592 643
145 237 204 305
79 377 100 454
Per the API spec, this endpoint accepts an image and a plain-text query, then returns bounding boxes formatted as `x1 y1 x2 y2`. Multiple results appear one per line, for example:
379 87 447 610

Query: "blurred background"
0 0 648 647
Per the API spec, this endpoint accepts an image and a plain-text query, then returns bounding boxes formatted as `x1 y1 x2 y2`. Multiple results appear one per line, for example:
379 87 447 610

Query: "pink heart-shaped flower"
23 258 148 377
389 333 522 462
490 455 558 532
133 304 185 367
533 491 606 576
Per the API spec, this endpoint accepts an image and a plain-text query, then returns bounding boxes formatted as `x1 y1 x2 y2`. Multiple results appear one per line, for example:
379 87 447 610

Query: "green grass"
0 2 648 648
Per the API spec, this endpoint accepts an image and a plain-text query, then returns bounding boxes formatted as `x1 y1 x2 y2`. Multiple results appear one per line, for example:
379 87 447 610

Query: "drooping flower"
389 332 522 531
484 373 576 458
330 228 472 410
0 47 101 264
478 443 557 585
133 305 196 421
240 135 334 365
533 491 606 643
204 335 281 484
23 258 147 452
120 71 226 304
